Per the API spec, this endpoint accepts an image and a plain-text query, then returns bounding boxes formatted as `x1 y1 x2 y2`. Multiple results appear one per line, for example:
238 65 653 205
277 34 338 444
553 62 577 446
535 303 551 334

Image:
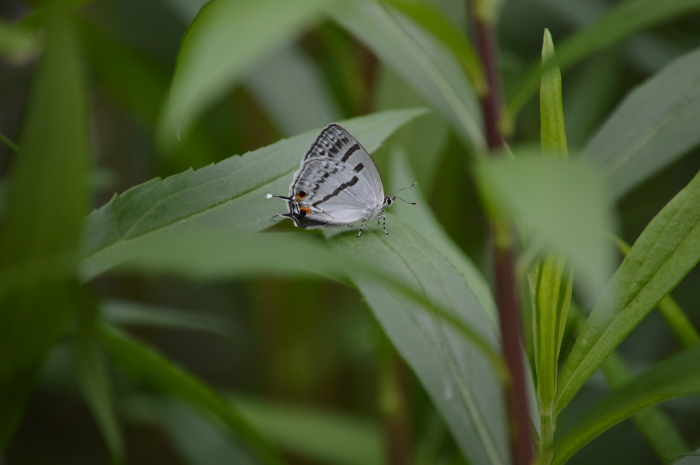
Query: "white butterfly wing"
293 124 385 207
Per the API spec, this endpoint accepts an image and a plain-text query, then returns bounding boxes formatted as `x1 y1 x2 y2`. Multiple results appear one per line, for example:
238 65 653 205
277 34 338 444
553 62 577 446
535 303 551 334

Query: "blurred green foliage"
0 0 699 464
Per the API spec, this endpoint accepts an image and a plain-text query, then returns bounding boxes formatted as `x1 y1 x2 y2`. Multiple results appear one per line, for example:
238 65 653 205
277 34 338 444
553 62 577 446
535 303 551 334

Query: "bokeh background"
1 0 699 464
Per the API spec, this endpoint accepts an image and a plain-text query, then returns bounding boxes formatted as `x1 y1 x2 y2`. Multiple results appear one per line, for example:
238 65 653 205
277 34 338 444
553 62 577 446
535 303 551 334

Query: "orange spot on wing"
296 190 308 199
299 207 312 216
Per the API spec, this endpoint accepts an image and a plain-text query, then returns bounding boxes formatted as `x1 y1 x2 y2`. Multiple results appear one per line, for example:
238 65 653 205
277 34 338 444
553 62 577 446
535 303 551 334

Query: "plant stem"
469 4 534 464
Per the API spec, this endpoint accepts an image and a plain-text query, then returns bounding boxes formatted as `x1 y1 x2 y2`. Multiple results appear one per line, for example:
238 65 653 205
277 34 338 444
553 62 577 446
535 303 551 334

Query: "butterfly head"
384 183 418 210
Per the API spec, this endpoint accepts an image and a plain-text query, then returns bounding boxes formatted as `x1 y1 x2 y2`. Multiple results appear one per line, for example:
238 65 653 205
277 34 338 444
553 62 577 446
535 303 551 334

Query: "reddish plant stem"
470 6 535 465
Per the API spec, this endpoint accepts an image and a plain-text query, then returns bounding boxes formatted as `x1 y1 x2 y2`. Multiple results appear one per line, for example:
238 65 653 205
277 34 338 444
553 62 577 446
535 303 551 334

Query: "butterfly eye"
296 191 308 199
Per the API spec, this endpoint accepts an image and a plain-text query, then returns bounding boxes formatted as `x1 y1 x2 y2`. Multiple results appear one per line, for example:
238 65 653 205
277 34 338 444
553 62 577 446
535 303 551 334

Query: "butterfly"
267 123 416 237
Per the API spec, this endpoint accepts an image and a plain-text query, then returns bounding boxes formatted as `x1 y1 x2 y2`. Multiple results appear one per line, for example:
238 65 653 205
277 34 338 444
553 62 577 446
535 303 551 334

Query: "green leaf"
162 401 258 465
102 299 236 336
375 67 451 192
328 1 484 149
99 325 286 465
506 0 700 125
0 8 90 444
231 396 382 465
531 30 573 461
326 222 509 465
389 148 496 322
81 108 426 280
556 169 700 413
74 298 125 464
475 155 615 302
539 29 568 159
381 0 486 95
600 353 689 462
158 0 330 147
584 45 700 199
246 44 341 137
551 345 700 465
612 237 700 349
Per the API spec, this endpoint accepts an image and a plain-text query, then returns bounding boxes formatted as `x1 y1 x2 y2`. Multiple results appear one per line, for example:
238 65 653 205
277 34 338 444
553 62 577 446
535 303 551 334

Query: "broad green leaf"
81 108 426 280
506 0 700 125
0 8 90 444
102 299 236 336
246 44 341 137
601 353 689 462
583 45 700 199
74 298 124 464
390 148 496 322
326 222 509 465
158 0 332 147
475 155 615 302
328 0 484 150
531 30 573 461
231 396 382 465
551 346 700 465
99 325 286 465
556 170 700 413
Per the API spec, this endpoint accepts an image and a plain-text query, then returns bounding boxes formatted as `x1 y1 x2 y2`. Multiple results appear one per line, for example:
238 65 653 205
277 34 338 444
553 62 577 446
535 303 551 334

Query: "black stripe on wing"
303 123 364 162
311 176 359 208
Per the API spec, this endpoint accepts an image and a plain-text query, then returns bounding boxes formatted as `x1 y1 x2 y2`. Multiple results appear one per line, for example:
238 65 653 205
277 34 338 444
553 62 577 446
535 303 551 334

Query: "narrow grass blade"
551 346 700 465
99 325 287 465
506 0 700 126
601 353 689 462
0 8 90 444
531 30 573 462
556 170 700 413
75 299 125 464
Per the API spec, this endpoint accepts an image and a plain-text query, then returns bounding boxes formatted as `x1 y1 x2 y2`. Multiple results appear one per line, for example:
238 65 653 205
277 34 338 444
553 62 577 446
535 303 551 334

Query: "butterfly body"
267 124 413 237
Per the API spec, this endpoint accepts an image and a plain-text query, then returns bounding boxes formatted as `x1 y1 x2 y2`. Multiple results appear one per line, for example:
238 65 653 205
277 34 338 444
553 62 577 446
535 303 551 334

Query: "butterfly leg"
357 219 366 237
379 215 388 235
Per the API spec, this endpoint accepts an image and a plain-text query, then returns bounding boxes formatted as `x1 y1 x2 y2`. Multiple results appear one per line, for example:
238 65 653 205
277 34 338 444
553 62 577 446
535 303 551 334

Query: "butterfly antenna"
389 183 417 196
390 183 418 205
266 194 293 201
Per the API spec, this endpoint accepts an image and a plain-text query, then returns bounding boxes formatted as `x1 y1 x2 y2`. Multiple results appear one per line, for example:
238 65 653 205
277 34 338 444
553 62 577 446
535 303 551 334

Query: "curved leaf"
328 0 484 149
326 222 508 465
584 45 700 199
81 108 426 280
556 169 700 413
246 44 340 137
159 0 331 146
